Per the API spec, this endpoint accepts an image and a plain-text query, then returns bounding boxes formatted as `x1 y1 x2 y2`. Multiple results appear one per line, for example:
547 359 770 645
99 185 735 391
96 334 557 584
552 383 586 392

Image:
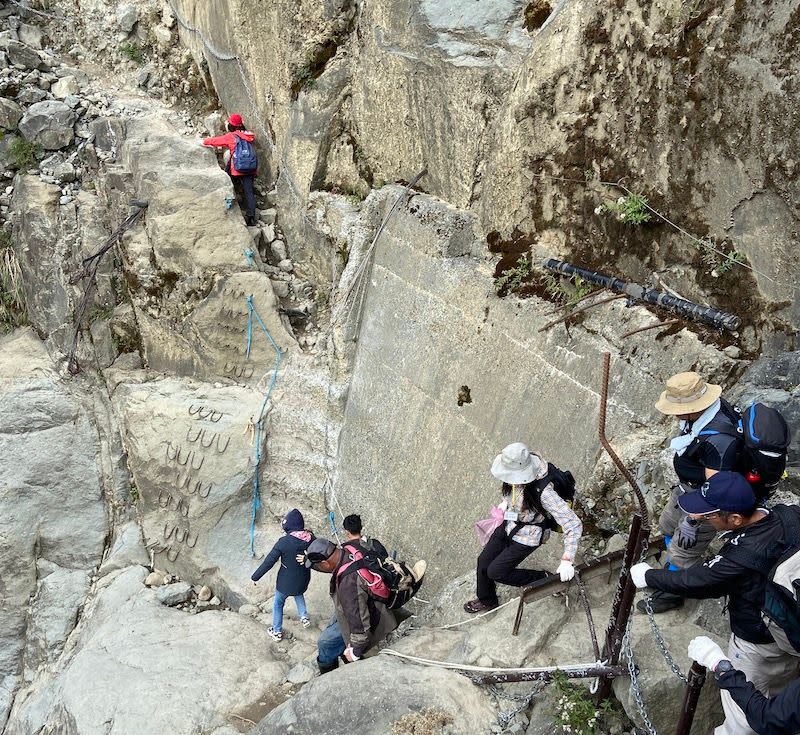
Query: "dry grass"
391 709 453 735
0 234 26 332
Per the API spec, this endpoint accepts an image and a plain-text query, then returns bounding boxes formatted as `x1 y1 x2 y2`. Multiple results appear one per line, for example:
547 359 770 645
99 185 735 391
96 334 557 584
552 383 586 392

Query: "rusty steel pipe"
598 352 650 528
472 664 628 685
674 662 708 735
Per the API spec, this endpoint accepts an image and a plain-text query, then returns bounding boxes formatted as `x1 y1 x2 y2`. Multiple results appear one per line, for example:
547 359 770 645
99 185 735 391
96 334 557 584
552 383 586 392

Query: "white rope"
381 649 605 675
426 597 520 630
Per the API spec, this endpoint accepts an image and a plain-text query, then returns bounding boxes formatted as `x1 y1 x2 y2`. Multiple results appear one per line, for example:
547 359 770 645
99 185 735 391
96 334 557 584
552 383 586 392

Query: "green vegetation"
291 62 316 93
544 272 595 308
0 232 27 333
119 41 143 63
598 192 652 225
698 238 747 277
494 254 532 294
8 137 42 170
88 304 114 323
553 672 616 734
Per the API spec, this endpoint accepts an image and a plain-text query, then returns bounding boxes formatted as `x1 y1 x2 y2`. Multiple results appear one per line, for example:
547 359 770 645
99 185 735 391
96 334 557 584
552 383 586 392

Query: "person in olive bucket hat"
640 371 743 614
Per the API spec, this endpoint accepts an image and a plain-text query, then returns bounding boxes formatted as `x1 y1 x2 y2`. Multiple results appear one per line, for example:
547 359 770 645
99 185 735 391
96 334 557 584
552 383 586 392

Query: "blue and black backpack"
232 134 258 174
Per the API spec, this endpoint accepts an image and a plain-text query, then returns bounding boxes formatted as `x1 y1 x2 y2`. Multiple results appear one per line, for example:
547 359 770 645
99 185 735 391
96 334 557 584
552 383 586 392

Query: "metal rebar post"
674 662 707 735
472 664 628 685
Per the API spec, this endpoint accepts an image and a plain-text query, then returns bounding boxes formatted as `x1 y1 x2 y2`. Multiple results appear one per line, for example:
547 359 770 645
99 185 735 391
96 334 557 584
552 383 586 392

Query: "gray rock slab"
5 567 288 733
7 41 43 70
99 521 149 578
18 100 77 150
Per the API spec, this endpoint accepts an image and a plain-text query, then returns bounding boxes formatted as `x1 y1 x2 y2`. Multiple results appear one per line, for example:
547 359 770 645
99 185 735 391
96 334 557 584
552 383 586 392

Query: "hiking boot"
301 616 311 629
411 560 427 583
267 626 283 641
463 598 499 614
637 590 684 614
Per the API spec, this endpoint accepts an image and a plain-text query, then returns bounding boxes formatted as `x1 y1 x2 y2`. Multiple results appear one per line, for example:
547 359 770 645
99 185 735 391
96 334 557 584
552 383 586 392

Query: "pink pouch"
474 506 505 546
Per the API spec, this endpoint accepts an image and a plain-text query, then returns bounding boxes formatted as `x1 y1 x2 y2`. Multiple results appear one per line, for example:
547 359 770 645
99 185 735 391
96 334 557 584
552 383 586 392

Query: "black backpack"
725 505 800 652
338 540 423 610
506 462 576 532
707 402 791 497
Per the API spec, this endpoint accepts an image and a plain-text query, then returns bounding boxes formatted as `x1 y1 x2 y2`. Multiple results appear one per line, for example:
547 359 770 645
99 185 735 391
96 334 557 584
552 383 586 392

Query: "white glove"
630 562 653 588
688 636 726 671
556 560 575 582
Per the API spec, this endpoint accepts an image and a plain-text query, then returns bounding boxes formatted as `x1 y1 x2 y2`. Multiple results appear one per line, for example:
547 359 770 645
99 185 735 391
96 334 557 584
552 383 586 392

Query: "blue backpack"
232 134 257 174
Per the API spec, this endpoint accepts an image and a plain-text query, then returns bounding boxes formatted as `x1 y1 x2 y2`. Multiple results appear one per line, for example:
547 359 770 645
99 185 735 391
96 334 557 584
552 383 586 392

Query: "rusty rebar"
538 294 627 333
598 352 649 526
674 662 707 735
621 319 680 339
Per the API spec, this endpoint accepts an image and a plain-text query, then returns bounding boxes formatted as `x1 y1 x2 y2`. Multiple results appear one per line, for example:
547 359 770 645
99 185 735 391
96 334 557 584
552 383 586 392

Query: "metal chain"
470 679 546 729
643 597 688 683
622 623 659 735
575 572 600 661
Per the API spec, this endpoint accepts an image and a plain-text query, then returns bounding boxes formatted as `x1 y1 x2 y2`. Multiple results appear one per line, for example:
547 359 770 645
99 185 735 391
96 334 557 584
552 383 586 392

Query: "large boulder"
6 41 44 71
5 566 289 734
254 654 496 735
18 100 77 150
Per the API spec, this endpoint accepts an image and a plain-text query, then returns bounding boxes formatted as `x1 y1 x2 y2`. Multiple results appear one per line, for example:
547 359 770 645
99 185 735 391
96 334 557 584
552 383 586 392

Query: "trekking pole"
674 662 707 735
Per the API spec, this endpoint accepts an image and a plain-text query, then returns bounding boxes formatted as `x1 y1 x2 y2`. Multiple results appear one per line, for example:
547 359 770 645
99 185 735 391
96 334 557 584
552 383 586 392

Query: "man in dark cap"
630 472 800 735
304 538 398 674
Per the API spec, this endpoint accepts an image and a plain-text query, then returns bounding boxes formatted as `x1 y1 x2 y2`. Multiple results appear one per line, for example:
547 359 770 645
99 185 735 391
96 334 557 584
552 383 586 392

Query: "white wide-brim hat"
491 442 536 484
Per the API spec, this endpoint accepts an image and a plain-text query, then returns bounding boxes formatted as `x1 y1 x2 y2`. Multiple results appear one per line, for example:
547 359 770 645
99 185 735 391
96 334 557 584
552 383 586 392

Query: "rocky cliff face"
1 0 799 733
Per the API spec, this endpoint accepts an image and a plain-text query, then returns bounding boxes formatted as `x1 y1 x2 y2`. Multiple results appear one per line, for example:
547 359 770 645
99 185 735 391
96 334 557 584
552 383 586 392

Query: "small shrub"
544 273 595 308
596 193 652 225
553 672 612 734
8 137 42 170
119 41 143 63
698 239 747 277
495 254 532 295
291 62 316 92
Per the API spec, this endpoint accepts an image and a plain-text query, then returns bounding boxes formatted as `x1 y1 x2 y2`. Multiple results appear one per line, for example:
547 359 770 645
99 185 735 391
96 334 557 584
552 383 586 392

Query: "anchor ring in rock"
190 453 204 471
197 407 214 420
223 362 236 375
157 488 171 508
185 531 199 548
215 435 231 453
175 447 191 466
188 403 204 416
166 546 180 562
186 427 204 443
166 441 179 461
197 482 212 499
174 527 188 544
209 410 224 423
163 522 177 540
200 431 217 449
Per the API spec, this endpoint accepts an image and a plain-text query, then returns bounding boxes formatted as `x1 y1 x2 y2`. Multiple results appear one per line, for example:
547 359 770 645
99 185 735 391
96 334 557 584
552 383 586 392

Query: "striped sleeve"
539 487 583 561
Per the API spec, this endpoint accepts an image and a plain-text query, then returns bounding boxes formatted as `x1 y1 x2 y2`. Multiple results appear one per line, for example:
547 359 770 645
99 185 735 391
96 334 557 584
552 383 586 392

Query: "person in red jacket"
203 113 258 226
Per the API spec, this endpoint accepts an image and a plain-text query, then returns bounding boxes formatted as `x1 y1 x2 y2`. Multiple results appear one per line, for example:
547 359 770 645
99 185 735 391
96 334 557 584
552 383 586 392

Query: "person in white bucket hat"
464 442 583 613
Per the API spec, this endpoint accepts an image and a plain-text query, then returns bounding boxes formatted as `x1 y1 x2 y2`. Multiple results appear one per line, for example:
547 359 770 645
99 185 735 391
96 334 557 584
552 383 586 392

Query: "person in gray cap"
464 442 582 614
303 538 399 674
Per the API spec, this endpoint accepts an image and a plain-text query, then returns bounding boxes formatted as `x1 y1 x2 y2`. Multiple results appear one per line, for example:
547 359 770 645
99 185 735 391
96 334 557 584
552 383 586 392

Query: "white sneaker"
301 616 311 629
267 626 283 641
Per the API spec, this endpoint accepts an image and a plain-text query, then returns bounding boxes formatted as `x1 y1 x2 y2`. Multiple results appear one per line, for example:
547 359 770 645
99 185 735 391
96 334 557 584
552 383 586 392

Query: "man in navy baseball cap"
678 471 757 518
628 470 800 735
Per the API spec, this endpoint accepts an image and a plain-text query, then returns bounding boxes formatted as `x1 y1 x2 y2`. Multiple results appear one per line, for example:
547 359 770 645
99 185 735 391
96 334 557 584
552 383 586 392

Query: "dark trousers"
476 524 546 604
232 174 257 224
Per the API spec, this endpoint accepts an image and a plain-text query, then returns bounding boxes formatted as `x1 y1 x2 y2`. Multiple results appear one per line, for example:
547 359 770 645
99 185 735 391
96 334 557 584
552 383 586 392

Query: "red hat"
227 113 243 127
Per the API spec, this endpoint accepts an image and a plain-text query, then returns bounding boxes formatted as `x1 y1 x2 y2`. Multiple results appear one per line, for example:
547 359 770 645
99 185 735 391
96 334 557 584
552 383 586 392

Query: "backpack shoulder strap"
772 505 800 543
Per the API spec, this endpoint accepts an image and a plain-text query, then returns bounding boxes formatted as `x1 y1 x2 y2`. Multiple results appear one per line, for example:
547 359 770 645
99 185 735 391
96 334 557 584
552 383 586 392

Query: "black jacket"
251 533 312 596
717 669 800 735
672 399 741 487
645 505 800 644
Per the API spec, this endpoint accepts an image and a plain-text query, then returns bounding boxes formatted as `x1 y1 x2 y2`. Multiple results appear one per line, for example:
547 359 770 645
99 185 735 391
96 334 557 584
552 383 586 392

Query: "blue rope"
246 294 283 556
328 510 337 537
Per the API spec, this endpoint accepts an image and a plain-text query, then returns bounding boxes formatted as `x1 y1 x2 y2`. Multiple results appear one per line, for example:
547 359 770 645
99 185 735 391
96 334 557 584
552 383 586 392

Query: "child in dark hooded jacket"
251 509 314 641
